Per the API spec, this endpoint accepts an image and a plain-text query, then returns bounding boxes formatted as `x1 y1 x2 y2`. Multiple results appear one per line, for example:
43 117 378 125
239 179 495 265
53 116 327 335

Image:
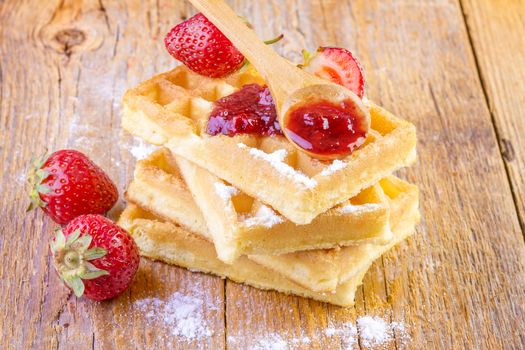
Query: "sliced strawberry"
301 47 365 98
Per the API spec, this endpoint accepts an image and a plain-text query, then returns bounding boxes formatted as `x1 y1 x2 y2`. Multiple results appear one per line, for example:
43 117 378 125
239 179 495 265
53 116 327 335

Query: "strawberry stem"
64 251 81 269
263 34 284 45
51 229 109 297
297 49 313 69
26 150 51 211
238 15 283 45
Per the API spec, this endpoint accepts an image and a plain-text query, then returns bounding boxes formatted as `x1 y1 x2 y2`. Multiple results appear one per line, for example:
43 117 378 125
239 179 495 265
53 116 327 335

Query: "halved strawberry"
301 47 365 98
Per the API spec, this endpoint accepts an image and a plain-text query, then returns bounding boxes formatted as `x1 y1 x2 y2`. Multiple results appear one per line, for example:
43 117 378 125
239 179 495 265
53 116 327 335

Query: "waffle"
119 204 367 306
123 149 419 292
118 178 419 306
253 176 420 288
126 149 391 265
122 66 417 224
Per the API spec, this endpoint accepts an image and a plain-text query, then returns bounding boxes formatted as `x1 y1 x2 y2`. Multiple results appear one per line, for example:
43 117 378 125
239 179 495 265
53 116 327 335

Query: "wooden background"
1 0 525 349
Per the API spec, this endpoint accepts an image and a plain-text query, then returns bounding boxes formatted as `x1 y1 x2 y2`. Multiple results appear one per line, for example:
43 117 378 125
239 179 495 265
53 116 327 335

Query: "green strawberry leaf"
49 239 57 253
54 229 66 249
26 201 37 212
35 184 51 194
35 169 49 181
84 247 107 261
76 234 92 250
82 262 109 279
64 277 85 297
52 229 109 299
25 149 51 211
66 229 81 246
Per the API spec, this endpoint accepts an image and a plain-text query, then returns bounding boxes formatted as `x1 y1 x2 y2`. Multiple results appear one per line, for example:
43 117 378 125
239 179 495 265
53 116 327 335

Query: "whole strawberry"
164 13 245 78
27 150 118 225
301 47 365 98
51 215 140 301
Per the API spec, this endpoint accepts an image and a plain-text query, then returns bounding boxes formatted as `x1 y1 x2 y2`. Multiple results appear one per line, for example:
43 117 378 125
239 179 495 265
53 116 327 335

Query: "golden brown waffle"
123 149 419 292
118 178 419 306
119 204 367 307
126 149 391 265
253 176 420 289
122 66 417 224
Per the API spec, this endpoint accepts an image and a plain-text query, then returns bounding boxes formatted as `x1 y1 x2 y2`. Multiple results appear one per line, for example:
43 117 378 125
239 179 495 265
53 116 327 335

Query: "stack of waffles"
118 66 419 306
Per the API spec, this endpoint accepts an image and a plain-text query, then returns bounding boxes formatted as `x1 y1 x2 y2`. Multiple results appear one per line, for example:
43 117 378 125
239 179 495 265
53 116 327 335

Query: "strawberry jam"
284 99 367 157
207 84 282 136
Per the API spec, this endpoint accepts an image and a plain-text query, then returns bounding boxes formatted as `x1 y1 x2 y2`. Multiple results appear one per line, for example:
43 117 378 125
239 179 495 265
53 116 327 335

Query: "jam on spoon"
283 98 368 158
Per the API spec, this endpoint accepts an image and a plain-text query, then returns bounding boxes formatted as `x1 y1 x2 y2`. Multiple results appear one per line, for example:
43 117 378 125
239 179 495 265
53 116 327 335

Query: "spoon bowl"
280 84 370 160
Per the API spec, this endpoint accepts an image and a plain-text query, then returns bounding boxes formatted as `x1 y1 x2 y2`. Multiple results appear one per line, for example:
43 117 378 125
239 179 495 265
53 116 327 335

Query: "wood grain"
348 1 525 348
1 0 524 349
460 0 525 233
0 1 226 349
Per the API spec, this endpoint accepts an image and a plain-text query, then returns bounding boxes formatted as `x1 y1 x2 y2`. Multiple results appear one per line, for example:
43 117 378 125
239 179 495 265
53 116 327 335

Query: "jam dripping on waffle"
206 84 282 137
284 99 367 156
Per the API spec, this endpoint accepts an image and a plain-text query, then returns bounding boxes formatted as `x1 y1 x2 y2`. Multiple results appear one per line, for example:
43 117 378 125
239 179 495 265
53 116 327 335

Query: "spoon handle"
188 0 308 98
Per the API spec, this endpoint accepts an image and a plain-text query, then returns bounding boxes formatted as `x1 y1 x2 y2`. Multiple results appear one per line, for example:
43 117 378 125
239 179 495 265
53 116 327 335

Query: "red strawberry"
301 47 365 98
164 13 245 78
27 150 118 225
51 214 140 301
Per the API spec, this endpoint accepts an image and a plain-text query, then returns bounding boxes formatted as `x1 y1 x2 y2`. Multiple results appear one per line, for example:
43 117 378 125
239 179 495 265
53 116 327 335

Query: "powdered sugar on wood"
134 291 216 341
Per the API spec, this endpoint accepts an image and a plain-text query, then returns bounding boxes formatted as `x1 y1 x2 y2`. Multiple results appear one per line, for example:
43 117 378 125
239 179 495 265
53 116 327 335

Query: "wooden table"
1 0 525 349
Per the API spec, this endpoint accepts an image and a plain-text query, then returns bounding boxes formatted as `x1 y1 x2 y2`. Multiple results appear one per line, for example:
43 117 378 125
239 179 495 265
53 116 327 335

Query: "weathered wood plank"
346 0 525 348
460 0 525 234
1 0 525 349
0 1 226 349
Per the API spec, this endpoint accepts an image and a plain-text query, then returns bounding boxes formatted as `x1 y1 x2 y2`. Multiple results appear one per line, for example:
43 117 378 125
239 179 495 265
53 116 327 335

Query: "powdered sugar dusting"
320 159 347 176
237 143 317 189
129 137 159 160
242 205 284 228
249 334 288 350
357 316 391 347
262 148 288 163
391 321 411 347
135 291 213 340
225 316 409 349
323 322 358 348
229 332 311 350
321 317 410 349
214 182 239 202
337 203 382 214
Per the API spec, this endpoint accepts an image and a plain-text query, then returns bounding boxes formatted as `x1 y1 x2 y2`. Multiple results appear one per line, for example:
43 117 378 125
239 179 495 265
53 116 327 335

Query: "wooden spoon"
188 0 370 160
